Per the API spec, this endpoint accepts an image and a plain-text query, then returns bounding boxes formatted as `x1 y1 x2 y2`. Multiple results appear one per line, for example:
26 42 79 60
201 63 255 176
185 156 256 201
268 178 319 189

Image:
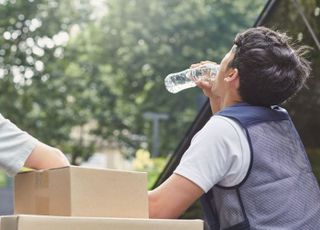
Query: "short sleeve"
0 114 38 176
174 115 250 192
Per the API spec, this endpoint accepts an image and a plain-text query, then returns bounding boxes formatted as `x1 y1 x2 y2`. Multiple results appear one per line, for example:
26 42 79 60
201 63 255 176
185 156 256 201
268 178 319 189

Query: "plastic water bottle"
164 63 220 94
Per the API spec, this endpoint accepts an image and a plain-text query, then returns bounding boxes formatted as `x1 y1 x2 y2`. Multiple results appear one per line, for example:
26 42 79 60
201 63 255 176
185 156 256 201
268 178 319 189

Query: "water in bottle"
164 63 220 94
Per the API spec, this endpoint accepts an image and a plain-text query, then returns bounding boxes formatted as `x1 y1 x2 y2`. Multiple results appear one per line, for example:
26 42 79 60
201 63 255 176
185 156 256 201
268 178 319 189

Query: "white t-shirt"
174 115 251 193
0 114 38 176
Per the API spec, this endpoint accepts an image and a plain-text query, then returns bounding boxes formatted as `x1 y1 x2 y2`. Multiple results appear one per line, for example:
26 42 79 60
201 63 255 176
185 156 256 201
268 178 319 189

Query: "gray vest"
201 103 320 230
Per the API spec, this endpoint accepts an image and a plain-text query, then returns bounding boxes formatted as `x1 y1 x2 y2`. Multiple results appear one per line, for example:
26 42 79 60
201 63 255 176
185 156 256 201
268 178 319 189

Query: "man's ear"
224 68 239 82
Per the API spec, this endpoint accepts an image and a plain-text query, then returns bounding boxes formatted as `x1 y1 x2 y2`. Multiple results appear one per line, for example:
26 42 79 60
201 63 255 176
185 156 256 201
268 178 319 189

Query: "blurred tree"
68 0 265 157
0 0 94 162
0 0 265 162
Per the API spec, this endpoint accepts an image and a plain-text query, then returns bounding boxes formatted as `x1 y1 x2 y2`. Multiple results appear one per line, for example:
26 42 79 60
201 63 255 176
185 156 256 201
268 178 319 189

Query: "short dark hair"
229 27 311 106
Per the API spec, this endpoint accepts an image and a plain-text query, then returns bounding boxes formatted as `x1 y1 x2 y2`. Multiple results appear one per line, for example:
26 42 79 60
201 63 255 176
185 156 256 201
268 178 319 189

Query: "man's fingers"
190 61 217 69
195 80 211 89
190 63 201 68
200 60 215 65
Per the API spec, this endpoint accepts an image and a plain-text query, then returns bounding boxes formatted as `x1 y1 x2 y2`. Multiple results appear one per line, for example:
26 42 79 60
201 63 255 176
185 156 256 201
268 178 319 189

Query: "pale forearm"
148 190 164 218
148 174 204 219
148 190 183 219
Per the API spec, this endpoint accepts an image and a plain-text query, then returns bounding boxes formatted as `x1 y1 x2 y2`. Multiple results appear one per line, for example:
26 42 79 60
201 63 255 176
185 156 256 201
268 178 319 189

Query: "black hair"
229 27 311 106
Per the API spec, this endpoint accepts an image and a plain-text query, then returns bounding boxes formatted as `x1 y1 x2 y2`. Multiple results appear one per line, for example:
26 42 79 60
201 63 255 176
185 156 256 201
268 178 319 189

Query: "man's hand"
190 61 222 113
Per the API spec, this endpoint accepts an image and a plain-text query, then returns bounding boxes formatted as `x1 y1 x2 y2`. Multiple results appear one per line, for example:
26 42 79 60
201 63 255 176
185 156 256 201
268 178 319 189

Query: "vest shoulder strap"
216 103 289 127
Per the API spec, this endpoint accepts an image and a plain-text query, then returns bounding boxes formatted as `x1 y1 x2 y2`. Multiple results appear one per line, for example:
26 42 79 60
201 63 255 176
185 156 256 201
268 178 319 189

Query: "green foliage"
307 149 320 185
147 157 168 189
0 0 94 160
63 0 265 157
0 0 265 162
132 149 168 189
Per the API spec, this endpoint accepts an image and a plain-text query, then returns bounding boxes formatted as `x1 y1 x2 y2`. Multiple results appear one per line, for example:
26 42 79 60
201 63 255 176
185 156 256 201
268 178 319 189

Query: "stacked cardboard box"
14 166 148 218
1 215 203 230
0 166 203 230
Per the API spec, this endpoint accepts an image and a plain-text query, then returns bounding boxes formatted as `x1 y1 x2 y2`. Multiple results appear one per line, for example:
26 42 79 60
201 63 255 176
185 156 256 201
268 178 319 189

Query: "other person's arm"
0 114 69 176
24 142 69 170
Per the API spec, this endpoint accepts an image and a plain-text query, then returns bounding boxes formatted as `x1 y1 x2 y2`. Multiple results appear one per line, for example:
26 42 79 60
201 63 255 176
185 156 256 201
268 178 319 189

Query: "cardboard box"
0 215 203 230
14 166 148 218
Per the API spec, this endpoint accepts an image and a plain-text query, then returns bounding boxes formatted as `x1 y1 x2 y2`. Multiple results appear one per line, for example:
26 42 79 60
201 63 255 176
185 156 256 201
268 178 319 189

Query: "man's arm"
24 142 70 170
148 174 204 219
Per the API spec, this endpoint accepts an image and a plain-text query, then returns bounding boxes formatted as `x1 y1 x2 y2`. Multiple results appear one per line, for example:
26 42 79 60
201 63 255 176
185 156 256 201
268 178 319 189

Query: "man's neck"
221 94 242 110
210 92 242 114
